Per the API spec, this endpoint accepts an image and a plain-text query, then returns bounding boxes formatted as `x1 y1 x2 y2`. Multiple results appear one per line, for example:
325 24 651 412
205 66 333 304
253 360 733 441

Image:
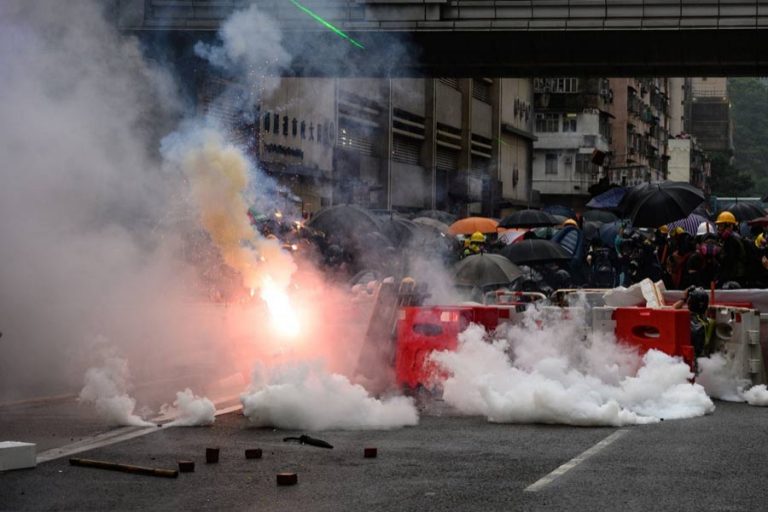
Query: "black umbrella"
415 209 457 225
582 220 602 241
498 209 558 229
500 239 572 265
453 254 522 289
619 182 705 228
720 202 765 222
583 209 619 224
307 204 382 237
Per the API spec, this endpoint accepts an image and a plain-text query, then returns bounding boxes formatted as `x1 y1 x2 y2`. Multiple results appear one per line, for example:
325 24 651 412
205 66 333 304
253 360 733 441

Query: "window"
563 114 577 132
263 112 271 132
292 118 298 137
545 153 558 175
273 113 279 134
393 135 422 165
576 153 597 174
473 79 492 103
536 113 559 133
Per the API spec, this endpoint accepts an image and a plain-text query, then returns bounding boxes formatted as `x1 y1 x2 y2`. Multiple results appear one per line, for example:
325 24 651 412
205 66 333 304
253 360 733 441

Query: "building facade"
200 74 536 216
687 77 733 154
531 77 613 209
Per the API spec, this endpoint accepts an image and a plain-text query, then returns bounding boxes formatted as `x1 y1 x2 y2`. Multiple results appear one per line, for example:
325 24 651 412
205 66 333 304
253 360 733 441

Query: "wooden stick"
69 457 178 478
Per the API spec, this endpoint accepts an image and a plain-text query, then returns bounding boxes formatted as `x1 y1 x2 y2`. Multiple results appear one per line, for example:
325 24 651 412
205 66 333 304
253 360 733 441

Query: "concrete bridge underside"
117 0 768 76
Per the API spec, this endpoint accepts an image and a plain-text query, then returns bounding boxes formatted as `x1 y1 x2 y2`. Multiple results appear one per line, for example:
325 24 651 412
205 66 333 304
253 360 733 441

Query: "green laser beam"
288 0 365 50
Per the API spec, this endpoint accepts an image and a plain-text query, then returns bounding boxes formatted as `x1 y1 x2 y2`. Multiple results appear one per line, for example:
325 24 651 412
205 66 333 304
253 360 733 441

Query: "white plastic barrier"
592 306 617 335
712 307 766 386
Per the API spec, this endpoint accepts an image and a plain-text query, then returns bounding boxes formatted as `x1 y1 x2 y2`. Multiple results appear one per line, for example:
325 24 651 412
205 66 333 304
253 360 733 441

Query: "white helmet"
696 221 714 237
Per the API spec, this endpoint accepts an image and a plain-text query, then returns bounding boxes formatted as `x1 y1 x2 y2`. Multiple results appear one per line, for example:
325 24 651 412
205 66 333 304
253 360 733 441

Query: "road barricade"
712 307 766 385
395 307 473 389
613 308 694 369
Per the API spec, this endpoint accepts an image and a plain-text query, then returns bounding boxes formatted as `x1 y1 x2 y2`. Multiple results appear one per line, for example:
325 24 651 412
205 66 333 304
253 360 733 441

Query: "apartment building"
606 78 670 187
531 77 613 209
687 77 733 154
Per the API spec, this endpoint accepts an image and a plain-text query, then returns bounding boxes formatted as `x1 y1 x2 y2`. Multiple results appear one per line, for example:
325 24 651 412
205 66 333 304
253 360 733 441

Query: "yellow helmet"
563 218 578 227
470 231 486 243
671 226 686 237
659 225 669 234
716 211 737 225
756 233 766 248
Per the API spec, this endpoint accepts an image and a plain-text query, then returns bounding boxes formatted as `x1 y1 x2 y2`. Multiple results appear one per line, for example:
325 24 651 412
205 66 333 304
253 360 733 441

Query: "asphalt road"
1 400 767 511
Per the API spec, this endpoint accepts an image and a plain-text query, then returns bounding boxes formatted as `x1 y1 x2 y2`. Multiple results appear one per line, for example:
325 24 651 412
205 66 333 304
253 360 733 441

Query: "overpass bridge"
115 0 768 76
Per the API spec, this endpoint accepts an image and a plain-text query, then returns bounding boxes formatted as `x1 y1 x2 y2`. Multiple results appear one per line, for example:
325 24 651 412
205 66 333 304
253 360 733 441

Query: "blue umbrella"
586 187 626 210
598 221 622 248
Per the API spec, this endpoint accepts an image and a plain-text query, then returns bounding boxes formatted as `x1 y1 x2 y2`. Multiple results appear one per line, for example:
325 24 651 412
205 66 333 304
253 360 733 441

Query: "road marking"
36 402 243 464
524 429 629 492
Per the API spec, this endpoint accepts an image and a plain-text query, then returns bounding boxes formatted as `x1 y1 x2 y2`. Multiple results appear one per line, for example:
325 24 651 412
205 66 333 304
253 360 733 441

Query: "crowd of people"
460 209 768 292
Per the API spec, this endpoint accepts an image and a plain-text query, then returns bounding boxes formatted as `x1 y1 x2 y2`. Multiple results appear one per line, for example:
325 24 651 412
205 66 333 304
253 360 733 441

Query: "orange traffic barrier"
613 308 694 369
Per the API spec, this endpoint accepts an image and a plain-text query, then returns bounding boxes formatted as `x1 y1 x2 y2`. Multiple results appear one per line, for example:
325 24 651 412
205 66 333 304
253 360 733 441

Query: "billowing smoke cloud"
161 127 296 292
240 362 419 430
0 1 214 401
163 388 216 427
432 309 715 426
78 352 154 427
698 353 768 406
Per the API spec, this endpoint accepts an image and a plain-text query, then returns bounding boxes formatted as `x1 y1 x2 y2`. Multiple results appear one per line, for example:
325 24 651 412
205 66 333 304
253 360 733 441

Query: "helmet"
716 211 737 225
722 281 742 290
470 231 486 243
670 226 686 237
687 287 709 315
659 225 669 235
757 233 768 249
696 221 714 237
563 218 578 227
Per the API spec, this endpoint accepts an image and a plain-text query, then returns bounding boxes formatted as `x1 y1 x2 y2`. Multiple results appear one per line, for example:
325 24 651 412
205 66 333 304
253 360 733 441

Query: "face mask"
720 229 733 240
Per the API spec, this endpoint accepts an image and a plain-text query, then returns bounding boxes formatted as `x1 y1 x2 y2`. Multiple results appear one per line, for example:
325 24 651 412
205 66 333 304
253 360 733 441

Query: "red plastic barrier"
395 307 472 389
613 308 695 369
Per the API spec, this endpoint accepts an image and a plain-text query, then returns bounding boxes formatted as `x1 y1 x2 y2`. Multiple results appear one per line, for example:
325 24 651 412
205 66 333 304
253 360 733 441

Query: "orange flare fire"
258 278 300 337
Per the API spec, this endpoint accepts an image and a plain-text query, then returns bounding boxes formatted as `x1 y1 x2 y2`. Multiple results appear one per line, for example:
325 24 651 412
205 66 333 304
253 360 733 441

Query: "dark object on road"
69 458 178 478
498 209 558 229
277 472 298 486
364 447 378 458
205 447 219 463
619 181 705 227
500 239 571 265
245 448 263 459
178 460 195 473
283 434 334 449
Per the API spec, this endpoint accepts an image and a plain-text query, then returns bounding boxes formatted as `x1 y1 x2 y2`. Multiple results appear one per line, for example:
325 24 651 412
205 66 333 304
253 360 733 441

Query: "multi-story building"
666 78 710 193
606 78 670 187
531 77 613 209
687 77 733 154
200 75 536 216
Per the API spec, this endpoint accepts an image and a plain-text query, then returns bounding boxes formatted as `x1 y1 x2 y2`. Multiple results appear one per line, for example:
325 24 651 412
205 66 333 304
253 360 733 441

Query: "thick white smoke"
240 362 419 430
0 1 211 401
431 308 715 426
163 388 216 427
698 353 768 406
78 352 154 427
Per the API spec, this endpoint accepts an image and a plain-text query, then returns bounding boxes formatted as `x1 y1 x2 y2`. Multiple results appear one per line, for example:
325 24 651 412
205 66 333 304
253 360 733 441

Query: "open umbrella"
412 216 451 233
666 213 713 235
619 182 705 228
498 209 558 229
543 205 577 219
307 204 382 237
720 202 765 222
449 217 499 236
453 254 522 289
499 239 571 265
586 187 626 210
598 221 622 247
583 209 619 224
415 210 457 225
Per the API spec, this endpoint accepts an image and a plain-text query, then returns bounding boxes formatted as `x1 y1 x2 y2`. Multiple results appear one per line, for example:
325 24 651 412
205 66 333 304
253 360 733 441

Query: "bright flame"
260 277 300 337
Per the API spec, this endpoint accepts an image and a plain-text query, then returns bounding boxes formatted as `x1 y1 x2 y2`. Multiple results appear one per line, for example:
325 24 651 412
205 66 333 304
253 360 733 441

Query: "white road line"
36 402 243 464
524 429 629 493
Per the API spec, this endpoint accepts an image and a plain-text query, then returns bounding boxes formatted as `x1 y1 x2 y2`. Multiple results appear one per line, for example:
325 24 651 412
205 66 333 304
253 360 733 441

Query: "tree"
708 151 754 196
